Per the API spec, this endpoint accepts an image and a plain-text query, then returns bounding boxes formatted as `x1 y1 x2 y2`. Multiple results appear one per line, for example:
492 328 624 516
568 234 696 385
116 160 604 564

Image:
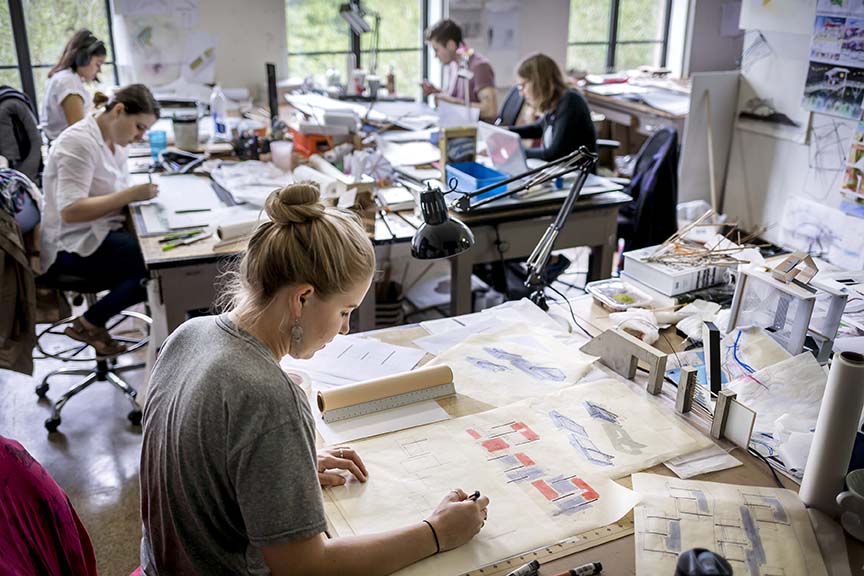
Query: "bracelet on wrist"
422 519 440 554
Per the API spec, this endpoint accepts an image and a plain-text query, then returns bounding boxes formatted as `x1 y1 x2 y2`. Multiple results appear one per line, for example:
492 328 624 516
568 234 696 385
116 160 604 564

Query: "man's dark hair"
425 19 463 46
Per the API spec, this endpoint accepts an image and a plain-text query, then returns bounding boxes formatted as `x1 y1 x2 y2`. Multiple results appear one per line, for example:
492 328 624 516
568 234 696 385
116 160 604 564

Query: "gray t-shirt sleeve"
229 415 327 548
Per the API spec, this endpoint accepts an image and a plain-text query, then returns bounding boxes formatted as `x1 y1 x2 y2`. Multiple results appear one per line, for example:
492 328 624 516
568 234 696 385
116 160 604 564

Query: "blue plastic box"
445 162 507 201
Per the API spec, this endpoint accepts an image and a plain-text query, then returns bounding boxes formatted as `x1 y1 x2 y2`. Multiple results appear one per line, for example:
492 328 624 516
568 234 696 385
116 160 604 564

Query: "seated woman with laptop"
507 53 596 162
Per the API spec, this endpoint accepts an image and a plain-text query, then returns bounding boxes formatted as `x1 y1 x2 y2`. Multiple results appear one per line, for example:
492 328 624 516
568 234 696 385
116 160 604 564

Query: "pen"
147 171 153 185
505 559 539 576
161 232 213 251
174 208 212 214
158 230 204 244
468 490 480 501
552 562 603 576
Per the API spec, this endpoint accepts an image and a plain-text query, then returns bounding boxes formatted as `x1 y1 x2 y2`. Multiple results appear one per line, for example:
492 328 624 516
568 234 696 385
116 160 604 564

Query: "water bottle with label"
210 84 230 142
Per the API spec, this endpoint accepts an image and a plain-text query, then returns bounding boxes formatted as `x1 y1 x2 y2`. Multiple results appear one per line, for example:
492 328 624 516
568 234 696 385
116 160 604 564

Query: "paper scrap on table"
312 400 449 445
633 473 828 576
664 445 742 479
281 335 425 385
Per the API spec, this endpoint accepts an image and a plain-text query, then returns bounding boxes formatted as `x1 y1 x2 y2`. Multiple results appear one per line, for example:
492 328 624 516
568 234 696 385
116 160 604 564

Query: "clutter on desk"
438 126 477 179
211 160 293 206
585 278 653 312
159 149 206 174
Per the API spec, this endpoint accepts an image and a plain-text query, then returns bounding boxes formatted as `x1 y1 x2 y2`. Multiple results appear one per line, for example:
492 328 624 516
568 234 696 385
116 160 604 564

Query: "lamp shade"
411 187 474 260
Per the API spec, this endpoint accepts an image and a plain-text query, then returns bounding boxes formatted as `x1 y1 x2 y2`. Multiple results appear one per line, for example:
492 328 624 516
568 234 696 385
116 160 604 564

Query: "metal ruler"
462 518 635 576
321 381 456 423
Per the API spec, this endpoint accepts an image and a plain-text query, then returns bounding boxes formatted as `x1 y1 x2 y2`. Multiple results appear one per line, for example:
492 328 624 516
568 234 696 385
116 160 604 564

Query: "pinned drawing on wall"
778 194 864 268
803 1 864 119
739 0 816 35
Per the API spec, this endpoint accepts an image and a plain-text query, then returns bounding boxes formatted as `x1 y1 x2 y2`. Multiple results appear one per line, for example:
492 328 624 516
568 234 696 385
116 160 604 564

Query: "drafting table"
357 299 860 574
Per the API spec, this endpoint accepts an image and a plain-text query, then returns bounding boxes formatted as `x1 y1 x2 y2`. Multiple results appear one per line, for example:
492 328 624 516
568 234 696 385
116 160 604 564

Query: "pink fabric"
446 51 495 103
130 567 142 576
0 436 98 576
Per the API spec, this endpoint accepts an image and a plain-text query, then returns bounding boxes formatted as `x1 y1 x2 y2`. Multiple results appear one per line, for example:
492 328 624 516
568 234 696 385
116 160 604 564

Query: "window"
568 0 672 74
3 0 118 117
285 0 424 97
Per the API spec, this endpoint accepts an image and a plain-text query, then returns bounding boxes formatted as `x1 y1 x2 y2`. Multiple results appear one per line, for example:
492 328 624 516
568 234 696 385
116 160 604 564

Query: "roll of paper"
216 209 268 241
308 154 351 182
317 364 453 414
800 352 864 516
293 165 345 198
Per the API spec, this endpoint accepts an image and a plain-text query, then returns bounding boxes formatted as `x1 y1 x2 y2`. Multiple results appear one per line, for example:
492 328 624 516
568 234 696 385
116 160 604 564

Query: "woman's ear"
112 102 125 117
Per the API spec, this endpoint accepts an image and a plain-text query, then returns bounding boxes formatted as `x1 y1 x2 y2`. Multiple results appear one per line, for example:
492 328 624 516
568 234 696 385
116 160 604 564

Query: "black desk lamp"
410 146 599 310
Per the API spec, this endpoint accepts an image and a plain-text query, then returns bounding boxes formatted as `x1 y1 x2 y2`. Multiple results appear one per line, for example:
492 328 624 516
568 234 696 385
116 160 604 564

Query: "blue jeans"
48 230 148 328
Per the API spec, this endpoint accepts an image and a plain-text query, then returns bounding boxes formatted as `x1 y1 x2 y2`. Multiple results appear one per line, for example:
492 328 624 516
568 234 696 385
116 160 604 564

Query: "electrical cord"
545 283 593 338
748 446 785 488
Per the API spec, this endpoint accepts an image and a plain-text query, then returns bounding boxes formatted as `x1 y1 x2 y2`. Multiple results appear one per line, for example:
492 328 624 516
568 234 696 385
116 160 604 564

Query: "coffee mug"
837 468 864 541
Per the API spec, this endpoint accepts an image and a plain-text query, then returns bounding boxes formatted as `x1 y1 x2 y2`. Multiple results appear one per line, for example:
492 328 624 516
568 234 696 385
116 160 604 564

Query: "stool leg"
51 372 99 419
112 362 146 375
105 371 140 408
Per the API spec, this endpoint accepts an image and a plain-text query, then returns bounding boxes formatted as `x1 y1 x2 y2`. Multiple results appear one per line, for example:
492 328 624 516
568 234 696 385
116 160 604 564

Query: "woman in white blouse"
40 84 160 355
41 29 107 140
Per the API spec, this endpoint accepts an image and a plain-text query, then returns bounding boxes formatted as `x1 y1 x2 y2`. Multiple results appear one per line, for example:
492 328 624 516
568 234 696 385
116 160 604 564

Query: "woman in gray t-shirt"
140 182 489 575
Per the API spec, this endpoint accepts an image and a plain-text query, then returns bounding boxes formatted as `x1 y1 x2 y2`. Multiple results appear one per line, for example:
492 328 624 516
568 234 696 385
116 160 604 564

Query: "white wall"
682 0 743 76
447 0 570 89
202 0 287 97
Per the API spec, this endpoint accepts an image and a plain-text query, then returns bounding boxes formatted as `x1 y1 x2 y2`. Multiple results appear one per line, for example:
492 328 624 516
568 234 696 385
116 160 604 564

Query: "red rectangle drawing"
511 422 539 441
466 428 481 439
481 438 509 452
571 478 599 501
515 453 535 467
532 479 559 501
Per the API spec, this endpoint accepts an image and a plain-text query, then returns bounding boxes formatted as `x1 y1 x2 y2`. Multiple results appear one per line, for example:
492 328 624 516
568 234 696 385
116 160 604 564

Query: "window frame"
285 0 430 97
2 0 120 119
569 0 674 73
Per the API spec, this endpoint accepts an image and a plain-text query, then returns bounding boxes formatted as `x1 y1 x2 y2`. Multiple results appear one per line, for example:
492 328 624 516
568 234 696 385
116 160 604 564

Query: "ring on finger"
339 448 344 459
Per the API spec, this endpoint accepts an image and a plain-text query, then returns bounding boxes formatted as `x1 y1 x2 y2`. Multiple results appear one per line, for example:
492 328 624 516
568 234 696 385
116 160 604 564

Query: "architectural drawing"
585 401 648 455
549 410 615 467
428 327 596 407
633 474 829 576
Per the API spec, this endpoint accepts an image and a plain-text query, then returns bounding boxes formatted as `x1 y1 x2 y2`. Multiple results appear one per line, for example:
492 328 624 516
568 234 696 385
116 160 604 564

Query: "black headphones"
74 33 105 69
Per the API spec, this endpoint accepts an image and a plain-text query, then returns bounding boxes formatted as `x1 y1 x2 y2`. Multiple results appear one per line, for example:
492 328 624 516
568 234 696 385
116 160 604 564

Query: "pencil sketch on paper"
633 474 829 576
585 401 647 456
465 356 511 372
484 347 567 381
549 409 615 467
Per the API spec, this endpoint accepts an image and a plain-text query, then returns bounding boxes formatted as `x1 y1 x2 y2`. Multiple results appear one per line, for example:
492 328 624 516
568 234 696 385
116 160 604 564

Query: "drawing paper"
633 473 828 576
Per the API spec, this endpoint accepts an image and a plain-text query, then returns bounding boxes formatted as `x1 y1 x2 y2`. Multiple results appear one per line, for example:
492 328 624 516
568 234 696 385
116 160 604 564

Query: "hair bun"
266 182 326 225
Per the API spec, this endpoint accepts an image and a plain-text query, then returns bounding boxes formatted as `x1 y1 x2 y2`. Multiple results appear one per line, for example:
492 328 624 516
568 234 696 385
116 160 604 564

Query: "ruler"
321 381 456 423
462 518 634 576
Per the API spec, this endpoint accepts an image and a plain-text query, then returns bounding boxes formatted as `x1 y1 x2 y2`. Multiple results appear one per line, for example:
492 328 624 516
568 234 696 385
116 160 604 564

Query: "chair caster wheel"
35 383 49 398
128 410 143 426
45 417 61 432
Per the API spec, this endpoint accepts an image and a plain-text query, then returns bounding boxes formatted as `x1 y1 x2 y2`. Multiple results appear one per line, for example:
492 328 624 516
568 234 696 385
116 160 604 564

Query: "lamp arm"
450 147 597 211
523 156 596 310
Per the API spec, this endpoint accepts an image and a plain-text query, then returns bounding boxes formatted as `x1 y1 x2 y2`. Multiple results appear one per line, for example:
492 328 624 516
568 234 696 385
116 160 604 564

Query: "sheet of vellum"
632 473 828 576
726 353 828 437
427 325 596 407
324 379 711 576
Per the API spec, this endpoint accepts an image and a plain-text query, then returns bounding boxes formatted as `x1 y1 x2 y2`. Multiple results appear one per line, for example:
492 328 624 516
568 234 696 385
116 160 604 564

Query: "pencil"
174 208 212 214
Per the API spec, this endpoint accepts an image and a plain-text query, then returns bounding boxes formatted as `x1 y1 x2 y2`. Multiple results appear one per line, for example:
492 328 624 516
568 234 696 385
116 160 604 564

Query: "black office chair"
617 126 679 251
495 85 524 127
34 271 150 432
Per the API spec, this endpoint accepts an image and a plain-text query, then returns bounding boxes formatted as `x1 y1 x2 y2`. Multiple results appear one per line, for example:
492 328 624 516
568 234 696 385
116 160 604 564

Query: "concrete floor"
0 324 148 576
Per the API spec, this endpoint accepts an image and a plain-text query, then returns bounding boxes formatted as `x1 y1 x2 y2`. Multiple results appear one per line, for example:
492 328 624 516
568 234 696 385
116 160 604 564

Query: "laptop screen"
478 122 528 176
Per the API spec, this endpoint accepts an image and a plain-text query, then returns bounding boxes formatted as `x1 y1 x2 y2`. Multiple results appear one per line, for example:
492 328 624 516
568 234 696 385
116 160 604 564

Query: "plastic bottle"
386 64 396 96
210 84 230 142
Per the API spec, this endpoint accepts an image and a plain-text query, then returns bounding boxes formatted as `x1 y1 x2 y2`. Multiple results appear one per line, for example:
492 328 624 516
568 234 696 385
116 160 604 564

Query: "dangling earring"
290 318 304 353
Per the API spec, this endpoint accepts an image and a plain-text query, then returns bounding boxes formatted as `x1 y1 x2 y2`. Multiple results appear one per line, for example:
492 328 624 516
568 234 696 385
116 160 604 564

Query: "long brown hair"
221 183 376 327
49 29 107 79
517 53 568 114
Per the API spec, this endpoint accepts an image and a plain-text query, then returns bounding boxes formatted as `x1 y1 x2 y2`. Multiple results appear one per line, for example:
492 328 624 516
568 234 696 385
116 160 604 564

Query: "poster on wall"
739 0 815 35
803 1 864 119
736 31 811 143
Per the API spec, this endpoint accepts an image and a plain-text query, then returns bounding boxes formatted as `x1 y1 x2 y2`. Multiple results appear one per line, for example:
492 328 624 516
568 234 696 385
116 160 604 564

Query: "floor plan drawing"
633 474 828 576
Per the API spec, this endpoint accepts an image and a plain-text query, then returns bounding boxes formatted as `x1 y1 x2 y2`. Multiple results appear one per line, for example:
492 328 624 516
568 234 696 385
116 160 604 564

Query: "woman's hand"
125 183 159 203
317 446 368 487
425 489 490 552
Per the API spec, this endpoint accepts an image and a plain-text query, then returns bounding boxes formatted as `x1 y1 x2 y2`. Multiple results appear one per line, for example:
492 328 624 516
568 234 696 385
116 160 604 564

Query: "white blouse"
40 115 129 272
40 68 92 140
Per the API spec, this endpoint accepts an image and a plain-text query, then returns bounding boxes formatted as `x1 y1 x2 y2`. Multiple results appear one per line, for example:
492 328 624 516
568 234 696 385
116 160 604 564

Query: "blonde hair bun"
266 182 326 225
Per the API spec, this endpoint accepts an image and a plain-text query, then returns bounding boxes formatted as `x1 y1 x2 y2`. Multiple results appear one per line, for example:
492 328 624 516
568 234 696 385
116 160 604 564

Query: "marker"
158 229 205 243
174 208 212 214
161 232 213 251
468 490 480 501
505 559 539 576
552 562 603 576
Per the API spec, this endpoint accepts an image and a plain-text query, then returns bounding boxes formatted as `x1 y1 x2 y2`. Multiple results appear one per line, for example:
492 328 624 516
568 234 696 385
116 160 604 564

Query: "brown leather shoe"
64 317 127 356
